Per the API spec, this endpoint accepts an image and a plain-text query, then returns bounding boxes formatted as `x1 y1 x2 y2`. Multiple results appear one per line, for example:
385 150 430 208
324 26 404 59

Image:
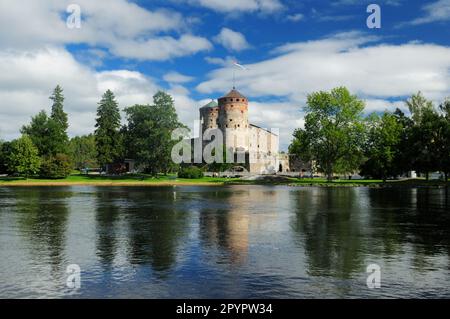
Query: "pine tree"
49 85 69 154
95 90 123 169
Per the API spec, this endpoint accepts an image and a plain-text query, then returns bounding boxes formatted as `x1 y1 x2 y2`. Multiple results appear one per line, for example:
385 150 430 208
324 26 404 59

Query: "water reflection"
124 189 190 273
199 190 250 265
95 191 121 269
290 188 366 279
0 186 449 298
366 188 450 272
14 188 70 273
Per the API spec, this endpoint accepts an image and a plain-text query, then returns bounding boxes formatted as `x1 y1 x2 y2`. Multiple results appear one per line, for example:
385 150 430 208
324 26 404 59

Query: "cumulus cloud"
196 32 450 149
0 47 189 141
0 0 211 61
214 28 250 52
198 32 450 102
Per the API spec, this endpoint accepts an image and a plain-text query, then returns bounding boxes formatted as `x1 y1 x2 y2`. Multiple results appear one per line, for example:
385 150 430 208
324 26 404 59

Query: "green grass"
0 174 448 187
0 173 241 185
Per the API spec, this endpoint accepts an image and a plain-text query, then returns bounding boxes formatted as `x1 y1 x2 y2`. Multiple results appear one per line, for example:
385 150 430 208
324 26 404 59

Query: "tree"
360 112 403 181
407 92 440 180
391 108 414 177
406 91 434 123
49 85 69 154
437 99 450 181
123 91 186 176
6 135 41 178
39 153 72 179
0 140 11 174
289 87 366 181
68 134 98 170
21 110 52 156
21 86 69 156
207 145 235 173
94 90 123 169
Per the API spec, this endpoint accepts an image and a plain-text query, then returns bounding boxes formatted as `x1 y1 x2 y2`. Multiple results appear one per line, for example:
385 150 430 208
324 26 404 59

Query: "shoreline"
0 179 448 188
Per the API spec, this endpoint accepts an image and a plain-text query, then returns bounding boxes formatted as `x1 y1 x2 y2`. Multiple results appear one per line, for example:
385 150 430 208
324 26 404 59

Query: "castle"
198 88 289 174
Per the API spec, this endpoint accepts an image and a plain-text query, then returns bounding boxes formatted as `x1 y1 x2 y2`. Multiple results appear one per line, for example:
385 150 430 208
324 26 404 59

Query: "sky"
0 0 450 150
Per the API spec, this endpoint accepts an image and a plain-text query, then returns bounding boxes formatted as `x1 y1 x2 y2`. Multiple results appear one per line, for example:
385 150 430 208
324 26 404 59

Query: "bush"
178 166 203 179
40 154 72 179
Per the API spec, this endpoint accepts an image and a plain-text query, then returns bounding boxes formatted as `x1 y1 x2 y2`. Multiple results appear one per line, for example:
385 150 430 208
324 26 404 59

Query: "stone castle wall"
199 89 289 174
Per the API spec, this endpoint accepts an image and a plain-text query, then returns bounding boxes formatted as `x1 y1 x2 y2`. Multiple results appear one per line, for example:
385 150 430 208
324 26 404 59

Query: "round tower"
200 100 219 135
218 88 249 151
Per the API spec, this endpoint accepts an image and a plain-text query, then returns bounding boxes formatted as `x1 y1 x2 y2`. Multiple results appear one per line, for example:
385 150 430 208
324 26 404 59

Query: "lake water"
0 185 449 298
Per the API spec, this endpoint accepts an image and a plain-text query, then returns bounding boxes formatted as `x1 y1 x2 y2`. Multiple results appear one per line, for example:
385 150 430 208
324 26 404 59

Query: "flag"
233 61 248 70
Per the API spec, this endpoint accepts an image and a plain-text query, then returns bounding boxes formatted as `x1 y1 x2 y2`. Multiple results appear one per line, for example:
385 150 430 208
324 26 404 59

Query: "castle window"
236 99 240 101
229 119 233 122
238 124 240 128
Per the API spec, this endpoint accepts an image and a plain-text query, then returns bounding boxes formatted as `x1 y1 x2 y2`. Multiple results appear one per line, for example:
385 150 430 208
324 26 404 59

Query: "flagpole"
233 68 236 89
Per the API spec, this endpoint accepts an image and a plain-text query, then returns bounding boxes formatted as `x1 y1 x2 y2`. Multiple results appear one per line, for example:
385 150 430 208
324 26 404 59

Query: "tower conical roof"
222 89 246 99
200 100 218 109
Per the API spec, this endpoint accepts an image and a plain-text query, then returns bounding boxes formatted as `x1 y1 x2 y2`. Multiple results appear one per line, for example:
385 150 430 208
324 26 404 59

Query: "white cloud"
198 32 450 102
0 0 211 61
205 56 236 66
196 32 450 150
214 28 250 52
164 72 195 84
408 0 450 25
109 34 212 61
184 0 284 13
0 47 197 141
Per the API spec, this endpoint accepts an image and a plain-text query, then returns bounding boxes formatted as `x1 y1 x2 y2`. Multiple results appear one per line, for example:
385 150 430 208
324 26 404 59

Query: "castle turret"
200 100 219 135
218 89 249 151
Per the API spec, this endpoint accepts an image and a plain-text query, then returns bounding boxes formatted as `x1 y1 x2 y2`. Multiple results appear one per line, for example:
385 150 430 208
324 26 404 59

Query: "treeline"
0 86 185 178
289 87 450 181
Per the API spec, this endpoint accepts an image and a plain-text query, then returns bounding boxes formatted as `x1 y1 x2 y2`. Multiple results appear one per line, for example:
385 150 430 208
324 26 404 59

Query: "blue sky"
0 0 450 149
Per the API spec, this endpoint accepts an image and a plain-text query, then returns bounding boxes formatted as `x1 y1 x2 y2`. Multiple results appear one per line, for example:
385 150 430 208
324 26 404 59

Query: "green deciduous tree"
437 99 450 181
206 145 235 173
360 112 403 181
6 135 41 178
95 90 123 169
21 110 53 156
289 87 366 181
123 91 186 176
407 92 440 180
391 108 414 177
39 153 72 179
68 134 98 170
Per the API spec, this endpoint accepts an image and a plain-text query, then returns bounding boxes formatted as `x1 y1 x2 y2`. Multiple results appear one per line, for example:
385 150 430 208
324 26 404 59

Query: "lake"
0 185 449 298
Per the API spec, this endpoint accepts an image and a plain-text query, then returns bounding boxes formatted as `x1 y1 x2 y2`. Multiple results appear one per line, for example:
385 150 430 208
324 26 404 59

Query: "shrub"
6 135 41 177
40 153 72 179
178 166 203 179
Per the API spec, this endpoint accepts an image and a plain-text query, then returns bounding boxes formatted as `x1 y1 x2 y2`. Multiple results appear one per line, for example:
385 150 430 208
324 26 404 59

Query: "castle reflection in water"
0 186 449 298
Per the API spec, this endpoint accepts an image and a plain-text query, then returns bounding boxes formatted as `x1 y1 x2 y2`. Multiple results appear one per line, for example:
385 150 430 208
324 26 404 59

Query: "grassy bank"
0 174 240 186
0 174 448 188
